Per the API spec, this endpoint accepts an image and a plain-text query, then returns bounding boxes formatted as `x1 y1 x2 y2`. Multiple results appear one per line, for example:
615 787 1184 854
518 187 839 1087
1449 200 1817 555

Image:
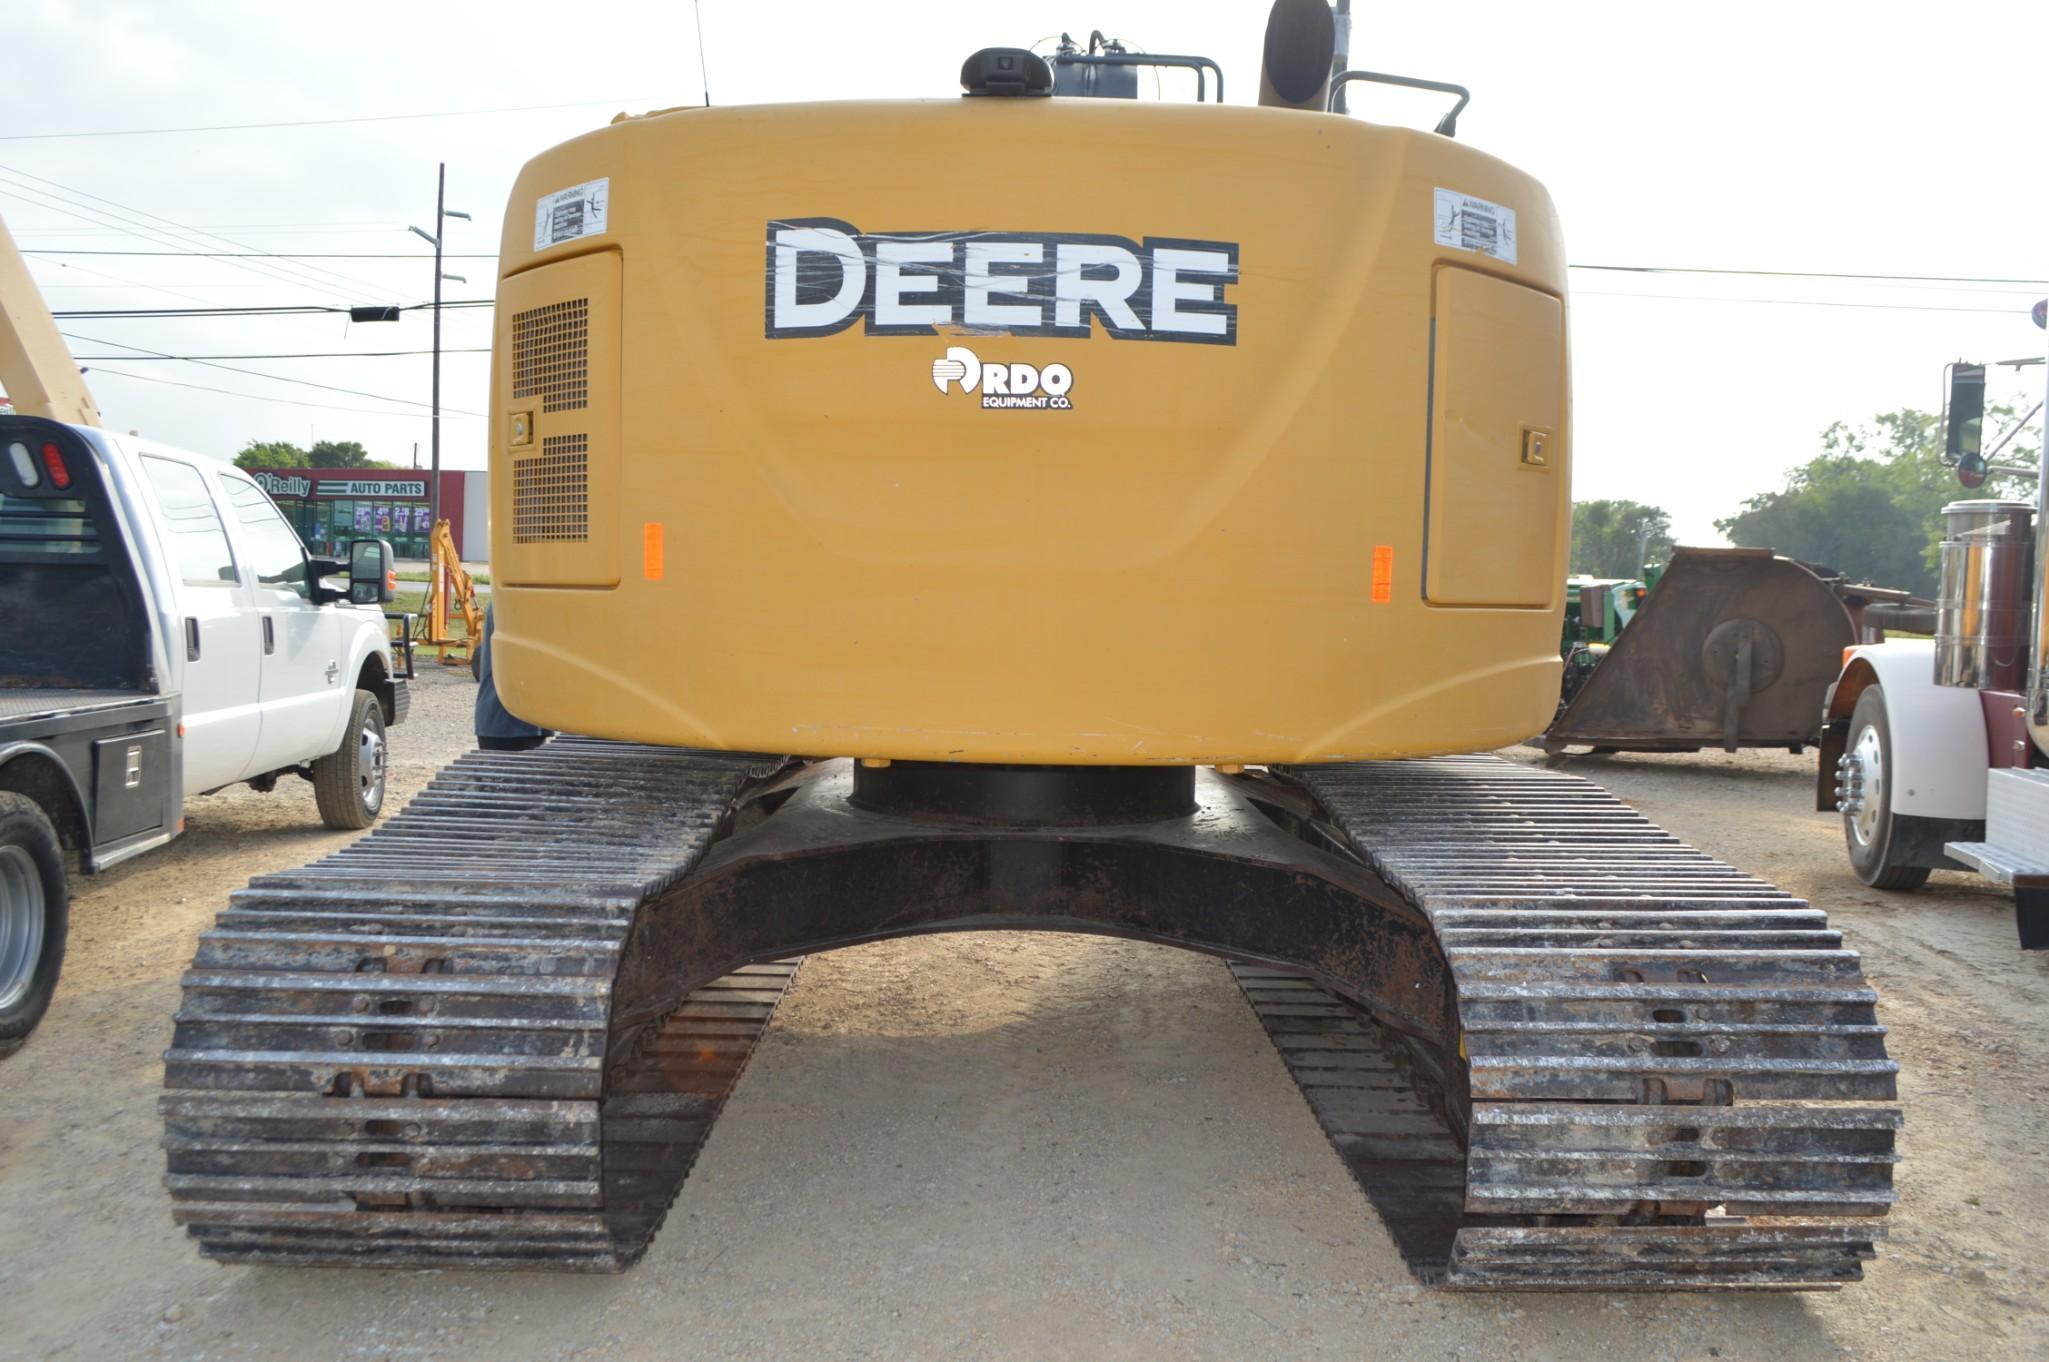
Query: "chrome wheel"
0 844 47 1014
1841 722 1885 849
359 720 387 812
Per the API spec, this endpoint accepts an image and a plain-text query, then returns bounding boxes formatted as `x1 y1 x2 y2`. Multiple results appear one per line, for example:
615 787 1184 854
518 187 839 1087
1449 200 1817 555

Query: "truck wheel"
312 690 388 831
0 792 69 1057
1840 686 1932 891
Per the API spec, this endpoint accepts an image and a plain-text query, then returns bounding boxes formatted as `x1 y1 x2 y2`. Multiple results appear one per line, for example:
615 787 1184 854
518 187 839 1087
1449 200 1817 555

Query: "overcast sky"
4 0 2045 543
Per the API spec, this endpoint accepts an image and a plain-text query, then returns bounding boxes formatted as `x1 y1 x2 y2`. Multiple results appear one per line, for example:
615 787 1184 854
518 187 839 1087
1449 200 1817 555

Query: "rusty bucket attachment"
1543 548 1882 757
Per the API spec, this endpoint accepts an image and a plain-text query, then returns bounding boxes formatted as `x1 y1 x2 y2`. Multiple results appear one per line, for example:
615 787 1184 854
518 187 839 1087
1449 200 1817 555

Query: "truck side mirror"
1945 362 1986 486
305 555 348 605
348 538 398 605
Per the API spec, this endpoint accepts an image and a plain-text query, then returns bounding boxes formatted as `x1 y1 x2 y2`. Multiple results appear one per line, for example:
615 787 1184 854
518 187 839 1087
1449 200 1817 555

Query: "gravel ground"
1 666 2044 1361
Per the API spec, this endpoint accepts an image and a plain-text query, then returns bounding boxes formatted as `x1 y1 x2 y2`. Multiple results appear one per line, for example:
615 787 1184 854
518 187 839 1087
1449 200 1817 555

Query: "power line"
88 366 480 420
0 182 369 312
0 95 663 142
15 222 419 235
71 348 490 360
1571 290 2031 315
67 333 486 416
694 0 713 107
1569 263 2049 287
25 251 390 355
0 164 430 309
42 283 408 291
0 175 370 303
18 247 2045 288
5 165 491 346
49 288 2026 322
0 181 412 343
24 249 499 259
50 300 495 318
51 304 334 317
28 254 245 312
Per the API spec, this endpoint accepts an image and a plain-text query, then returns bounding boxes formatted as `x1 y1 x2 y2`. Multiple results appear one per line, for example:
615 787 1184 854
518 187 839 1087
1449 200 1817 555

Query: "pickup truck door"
137 455 262 794
215 470 347 779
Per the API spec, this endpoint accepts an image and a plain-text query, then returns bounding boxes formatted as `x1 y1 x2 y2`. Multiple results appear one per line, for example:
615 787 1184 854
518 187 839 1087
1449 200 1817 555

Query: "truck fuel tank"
1934 499 2035 693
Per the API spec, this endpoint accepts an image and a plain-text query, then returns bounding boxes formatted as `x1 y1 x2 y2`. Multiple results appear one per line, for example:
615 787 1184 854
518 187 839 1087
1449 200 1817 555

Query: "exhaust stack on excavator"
160 2 1899 1291
1257 0 1337 110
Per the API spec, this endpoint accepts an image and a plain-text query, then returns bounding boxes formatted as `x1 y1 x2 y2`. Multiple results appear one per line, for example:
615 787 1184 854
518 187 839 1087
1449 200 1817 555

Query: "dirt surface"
2 668 2044 1361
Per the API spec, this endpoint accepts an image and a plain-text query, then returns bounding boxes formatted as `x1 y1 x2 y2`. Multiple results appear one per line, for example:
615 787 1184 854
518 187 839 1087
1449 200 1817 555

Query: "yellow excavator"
159 1 1898 1289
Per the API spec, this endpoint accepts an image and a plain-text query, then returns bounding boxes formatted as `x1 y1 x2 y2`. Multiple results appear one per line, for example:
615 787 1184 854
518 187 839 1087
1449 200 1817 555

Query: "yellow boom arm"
0 211 99 426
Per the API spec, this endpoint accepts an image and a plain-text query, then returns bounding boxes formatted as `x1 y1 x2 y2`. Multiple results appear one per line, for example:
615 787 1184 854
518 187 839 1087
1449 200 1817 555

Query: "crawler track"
161 744 1897 1289
161 739 793 1269
1229 961 1473 1279
1264 756 1898 1289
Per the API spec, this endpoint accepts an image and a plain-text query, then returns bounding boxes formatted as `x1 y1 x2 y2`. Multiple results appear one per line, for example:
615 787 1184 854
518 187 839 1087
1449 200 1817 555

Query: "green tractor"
1558 571 1654 705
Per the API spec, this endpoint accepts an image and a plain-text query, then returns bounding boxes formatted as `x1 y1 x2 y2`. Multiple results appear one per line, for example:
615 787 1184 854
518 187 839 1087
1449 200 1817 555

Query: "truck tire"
311 689 388 831
1841 685 1932 891
0 792 69 1057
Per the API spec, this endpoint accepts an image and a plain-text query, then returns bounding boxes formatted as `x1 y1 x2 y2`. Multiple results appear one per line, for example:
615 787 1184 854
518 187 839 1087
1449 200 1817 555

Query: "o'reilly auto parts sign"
252 472 428 499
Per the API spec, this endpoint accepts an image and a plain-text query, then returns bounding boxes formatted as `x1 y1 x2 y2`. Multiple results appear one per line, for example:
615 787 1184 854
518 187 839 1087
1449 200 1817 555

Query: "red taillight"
39 441 71 490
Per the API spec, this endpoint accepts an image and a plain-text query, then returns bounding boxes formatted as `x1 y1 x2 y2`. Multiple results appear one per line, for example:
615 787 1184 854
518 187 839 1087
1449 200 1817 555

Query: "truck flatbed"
0 688 159 724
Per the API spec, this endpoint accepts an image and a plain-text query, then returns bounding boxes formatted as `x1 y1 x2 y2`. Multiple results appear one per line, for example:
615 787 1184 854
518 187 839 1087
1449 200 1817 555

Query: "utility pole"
410 164 469 536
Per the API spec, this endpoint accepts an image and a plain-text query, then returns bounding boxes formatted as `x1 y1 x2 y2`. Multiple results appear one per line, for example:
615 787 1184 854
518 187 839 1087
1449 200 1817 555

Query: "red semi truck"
1821 310 2049 945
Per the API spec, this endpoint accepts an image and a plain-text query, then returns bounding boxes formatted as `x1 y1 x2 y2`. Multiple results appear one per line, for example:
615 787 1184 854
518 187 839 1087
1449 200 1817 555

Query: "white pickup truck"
1 414 407 1052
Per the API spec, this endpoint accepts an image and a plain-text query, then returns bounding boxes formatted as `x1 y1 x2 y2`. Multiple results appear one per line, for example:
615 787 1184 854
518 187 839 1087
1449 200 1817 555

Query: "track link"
1264 755 1897 1290
160 738 793 1270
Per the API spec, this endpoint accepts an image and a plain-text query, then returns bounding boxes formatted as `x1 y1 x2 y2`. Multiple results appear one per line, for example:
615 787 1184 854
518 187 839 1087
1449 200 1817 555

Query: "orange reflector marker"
1370 545 1394 604
643 523 665 580
1841 647 1856 668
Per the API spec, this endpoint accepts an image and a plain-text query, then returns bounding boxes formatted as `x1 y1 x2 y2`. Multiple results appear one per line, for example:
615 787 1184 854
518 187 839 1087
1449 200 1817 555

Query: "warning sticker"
533 178 610 251
1433 188 1517 265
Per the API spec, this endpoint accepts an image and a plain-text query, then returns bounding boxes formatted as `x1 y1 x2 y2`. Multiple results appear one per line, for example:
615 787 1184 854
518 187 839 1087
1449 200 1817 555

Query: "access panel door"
1423 267 1567 608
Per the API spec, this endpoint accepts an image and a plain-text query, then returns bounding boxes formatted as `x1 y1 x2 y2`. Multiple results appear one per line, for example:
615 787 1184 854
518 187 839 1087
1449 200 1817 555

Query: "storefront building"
249 468 488 562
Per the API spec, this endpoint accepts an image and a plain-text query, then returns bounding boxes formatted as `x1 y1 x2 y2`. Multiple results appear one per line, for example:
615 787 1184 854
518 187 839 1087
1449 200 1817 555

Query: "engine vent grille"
510 298 589 413
513 435 589 543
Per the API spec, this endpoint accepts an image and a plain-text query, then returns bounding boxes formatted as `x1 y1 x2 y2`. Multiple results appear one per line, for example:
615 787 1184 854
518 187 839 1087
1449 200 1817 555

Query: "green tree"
1715 407 2032 596
233 440 306 470
1570 499 1675 579
305 439 394 469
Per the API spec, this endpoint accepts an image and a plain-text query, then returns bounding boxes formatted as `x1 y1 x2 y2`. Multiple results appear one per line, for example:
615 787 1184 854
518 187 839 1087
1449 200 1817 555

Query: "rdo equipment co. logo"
930 346 1073 410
